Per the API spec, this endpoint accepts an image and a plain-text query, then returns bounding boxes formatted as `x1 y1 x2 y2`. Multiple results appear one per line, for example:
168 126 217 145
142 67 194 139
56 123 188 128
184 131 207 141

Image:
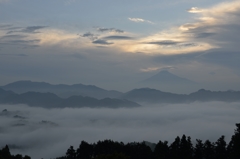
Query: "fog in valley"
0 102 239 159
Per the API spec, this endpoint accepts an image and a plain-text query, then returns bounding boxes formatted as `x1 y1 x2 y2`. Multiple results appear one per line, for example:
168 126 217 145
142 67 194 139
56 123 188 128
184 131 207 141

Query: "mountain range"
0 88 139 108
122 88 240 103
1 80 122 99
1 80 240 108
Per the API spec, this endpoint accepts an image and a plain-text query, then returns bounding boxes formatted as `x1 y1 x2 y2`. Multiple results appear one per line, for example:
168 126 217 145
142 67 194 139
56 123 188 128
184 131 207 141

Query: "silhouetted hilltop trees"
57 123 240 159
0 145 30 159
1 123 240 159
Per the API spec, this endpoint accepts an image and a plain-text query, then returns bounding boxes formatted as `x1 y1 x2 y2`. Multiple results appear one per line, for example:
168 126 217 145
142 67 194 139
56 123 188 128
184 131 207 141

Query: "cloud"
140 66 175 72
0 102 239 159
92 39 113 45
0 34 28 39
122 1 240 54
128 18 154 24
187 7 203 13
81 32 98 41
103 36 133 40
140 67 160 72
0 39 40 48
145 40 199 48
0 53 28 57
96 28 124 33
194 32 216 38
7 26 47 34
0 24 12 29
146 40 180 46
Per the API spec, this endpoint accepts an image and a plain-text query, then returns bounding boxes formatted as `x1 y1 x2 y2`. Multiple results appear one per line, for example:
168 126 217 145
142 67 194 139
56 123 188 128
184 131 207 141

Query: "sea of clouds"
0 102 240 159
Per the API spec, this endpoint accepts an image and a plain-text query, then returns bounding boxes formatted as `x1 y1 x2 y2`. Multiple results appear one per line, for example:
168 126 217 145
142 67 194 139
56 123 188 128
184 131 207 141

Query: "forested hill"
0 88 140 108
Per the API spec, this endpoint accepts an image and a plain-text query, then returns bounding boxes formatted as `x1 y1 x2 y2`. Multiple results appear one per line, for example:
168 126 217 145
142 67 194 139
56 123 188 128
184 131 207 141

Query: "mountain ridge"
121 88 240 103
0 88 140 108
1 80 123 99
142 70 196 85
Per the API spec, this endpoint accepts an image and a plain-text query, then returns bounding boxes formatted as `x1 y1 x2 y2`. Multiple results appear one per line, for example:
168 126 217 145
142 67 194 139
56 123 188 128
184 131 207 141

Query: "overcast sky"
1 0 240 92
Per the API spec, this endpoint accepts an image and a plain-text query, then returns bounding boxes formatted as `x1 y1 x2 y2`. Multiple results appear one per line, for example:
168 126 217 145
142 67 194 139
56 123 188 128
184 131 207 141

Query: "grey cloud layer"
97 27 124 33
7 26 47 34
92 39 113 45
146 40 198 48
0 102 239 159
81 27 127 45
103 35 133 40
0 25 44 49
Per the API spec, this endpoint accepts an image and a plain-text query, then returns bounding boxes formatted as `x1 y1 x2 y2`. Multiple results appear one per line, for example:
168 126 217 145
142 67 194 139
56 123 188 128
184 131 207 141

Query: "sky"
1 0 240 92
0 102 240 158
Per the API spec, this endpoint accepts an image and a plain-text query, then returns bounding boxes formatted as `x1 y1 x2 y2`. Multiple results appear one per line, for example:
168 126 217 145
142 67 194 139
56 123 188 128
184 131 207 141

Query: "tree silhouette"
76 141 94 159
203 140 215 159
169 136 181 159
179 135 193 159
66 146 76 159
154 140 169 159
93 153 129 159
215 135 227 159
228 123 240 159
194 139 204 159
0 145 11 159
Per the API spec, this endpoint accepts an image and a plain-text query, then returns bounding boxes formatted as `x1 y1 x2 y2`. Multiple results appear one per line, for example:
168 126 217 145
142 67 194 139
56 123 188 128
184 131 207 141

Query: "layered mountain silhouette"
0 88 140 108
1 80 240 106
1 80 122 99
121 88 240 103
142 70 196 85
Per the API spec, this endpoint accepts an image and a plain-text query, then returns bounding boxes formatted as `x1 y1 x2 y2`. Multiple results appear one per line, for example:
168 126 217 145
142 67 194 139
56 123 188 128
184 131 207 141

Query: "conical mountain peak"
143 70 196 85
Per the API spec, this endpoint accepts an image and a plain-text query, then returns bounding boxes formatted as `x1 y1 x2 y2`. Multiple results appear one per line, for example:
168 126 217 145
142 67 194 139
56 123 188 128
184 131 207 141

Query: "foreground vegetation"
1 123 240 159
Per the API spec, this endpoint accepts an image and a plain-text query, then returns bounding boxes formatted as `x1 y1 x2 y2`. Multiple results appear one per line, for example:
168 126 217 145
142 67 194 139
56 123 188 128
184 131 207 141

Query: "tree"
203 140 215 159
215 136 227 159
169 136 181 159
125 142 152 159
154 140 169 159
93 153 129 159
66 146 76 159
76 141 94 159
228 123 240 159
194 139 204 159
23 155 31 159
179 135 193 159
0 145 11 159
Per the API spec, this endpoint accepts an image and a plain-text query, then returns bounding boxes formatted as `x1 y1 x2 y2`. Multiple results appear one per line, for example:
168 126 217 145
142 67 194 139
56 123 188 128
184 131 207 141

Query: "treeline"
0 145 30 159
1 123 240 159
58 123 240 159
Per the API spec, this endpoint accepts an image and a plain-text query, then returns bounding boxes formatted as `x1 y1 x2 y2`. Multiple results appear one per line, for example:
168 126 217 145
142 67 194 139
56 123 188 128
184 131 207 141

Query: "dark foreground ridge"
1 123 240 159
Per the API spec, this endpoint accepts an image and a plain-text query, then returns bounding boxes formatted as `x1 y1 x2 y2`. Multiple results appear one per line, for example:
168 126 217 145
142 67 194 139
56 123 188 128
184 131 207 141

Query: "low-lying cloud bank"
0 102 240 159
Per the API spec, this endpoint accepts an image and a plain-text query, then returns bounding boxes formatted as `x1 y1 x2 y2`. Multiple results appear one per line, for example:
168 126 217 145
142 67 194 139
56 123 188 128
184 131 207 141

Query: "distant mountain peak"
142 70 196 85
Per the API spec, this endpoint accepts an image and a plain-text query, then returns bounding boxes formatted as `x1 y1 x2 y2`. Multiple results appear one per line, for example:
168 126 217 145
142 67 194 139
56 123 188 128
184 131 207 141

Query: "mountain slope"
121 88 187 103
0 88 140 108
121 88 240 103
1 81 123 99
143 70 196 85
